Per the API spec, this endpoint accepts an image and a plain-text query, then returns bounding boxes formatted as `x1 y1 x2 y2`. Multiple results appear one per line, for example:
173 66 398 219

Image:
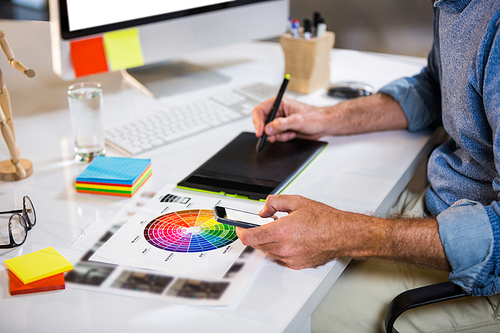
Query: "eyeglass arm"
0 209 22 214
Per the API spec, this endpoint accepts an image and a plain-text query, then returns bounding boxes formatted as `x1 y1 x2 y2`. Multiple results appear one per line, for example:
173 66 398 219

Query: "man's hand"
236 195 377 269
252 93 409 143
253 97 331 143
236 194 450 271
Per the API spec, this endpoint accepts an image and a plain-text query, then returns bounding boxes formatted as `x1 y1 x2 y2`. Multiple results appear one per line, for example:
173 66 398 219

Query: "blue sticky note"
76 156 151 185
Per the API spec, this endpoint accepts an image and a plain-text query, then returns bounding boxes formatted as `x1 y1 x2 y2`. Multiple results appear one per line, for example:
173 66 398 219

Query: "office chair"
384 281 468 333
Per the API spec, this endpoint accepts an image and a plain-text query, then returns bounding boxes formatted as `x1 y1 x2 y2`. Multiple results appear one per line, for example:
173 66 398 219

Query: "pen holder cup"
280 31 335 94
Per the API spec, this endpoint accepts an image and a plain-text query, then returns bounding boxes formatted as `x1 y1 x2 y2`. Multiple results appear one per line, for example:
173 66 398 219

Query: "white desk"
0 20 434 332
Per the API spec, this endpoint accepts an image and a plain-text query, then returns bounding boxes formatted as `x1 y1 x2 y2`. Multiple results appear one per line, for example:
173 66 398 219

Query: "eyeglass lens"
24 196 36 228
10 214 27 245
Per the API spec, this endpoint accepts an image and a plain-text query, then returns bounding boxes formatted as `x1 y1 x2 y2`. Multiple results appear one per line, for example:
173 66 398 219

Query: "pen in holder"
280 31 335 94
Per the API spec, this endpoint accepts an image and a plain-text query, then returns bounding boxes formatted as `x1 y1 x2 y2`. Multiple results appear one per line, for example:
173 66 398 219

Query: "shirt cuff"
378 78 430 132
437 199 494 295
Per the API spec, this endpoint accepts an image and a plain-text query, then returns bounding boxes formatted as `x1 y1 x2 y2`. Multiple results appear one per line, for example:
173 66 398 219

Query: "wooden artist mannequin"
0 29 34 181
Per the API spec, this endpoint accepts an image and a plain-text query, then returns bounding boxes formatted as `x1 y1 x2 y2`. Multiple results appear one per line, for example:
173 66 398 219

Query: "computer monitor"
49 0 289 96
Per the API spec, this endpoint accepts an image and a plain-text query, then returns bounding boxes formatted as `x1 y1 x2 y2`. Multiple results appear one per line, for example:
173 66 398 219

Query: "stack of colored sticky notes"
75 156 152 197
4 246 73 296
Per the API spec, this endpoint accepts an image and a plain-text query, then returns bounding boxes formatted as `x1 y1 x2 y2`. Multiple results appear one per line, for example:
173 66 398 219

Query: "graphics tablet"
177 132 327 200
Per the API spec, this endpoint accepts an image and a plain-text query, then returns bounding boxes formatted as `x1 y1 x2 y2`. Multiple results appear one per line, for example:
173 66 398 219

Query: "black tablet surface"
177 132 327 200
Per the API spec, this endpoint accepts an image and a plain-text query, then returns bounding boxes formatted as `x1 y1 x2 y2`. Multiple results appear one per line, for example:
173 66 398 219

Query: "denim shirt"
379 0 500 296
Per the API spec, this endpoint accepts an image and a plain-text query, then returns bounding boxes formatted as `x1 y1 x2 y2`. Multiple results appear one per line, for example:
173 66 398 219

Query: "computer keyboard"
105 82 277 156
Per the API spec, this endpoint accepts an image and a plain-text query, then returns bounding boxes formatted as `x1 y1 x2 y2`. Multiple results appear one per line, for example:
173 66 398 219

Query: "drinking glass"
67 82 106 162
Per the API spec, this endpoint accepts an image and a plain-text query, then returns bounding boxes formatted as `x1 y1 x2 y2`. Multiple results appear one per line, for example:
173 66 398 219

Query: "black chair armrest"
385 281 468 333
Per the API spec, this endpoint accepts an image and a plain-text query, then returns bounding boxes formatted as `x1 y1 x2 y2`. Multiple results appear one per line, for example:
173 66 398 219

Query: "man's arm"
379 216 449 270
320 92 410 136
253 93 409 143
236 195 450 271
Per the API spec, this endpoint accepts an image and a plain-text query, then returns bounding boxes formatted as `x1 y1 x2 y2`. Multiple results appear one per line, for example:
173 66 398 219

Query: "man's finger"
260 194 302 217
252 98 274 136
236 224 276 246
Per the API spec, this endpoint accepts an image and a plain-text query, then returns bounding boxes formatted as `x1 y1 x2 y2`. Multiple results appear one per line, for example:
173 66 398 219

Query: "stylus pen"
256 74 290 153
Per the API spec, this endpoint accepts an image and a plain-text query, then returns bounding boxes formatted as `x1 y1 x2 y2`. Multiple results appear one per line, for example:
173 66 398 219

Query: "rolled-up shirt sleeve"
378 67 442 132
437 200 500 296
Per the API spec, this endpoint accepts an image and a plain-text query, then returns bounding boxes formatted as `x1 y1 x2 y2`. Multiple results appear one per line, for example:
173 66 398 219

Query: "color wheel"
143 209 238 253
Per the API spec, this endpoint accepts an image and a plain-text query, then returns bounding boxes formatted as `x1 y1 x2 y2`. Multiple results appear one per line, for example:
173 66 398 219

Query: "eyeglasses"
0 196 36 248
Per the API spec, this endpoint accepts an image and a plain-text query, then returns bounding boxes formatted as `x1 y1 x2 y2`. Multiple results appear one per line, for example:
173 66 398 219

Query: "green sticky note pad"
104 28 144 71
4 247 73 284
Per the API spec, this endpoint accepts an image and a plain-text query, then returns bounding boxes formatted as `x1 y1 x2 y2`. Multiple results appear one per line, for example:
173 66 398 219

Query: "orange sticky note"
9 270 65 295
4 247 73 284
70 36 109 77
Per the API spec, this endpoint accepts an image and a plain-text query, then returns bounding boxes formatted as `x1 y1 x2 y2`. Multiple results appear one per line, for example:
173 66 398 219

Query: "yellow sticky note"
103 28 144 71
4 247 73 284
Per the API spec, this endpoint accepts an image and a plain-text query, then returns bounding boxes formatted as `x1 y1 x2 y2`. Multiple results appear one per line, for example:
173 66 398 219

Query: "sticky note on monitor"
103 28 144 71
4 247 73 284
70 36 109 77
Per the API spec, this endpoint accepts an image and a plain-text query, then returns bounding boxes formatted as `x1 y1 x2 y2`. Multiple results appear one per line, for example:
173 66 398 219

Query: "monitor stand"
122 60 231 98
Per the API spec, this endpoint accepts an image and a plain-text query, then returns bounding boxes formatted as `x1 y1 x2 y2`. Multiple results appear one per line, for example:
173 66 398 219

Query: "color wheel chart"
144 209 237 253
